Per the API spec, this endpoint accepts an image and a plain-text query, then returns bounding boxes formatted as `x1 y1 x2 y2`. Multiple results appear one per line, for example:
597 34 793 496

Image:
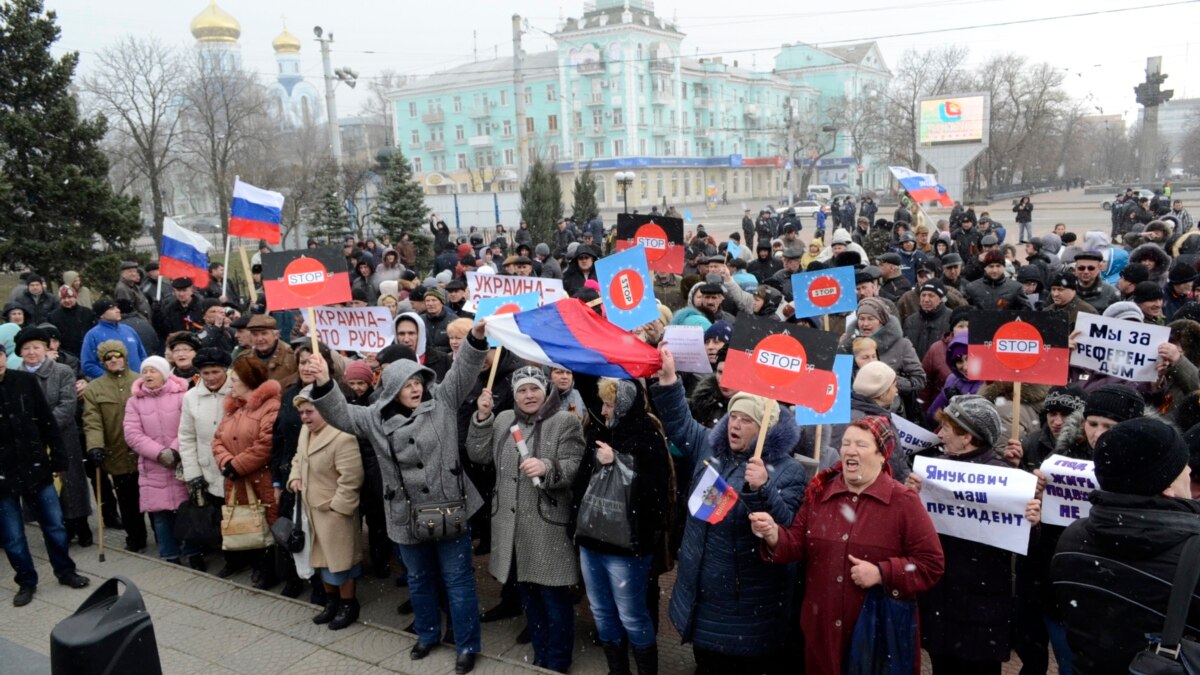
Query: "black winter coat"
903 304 951 357
965 274 1030 311
49 304 96 358
0 369 68 498
1053 492 1200 674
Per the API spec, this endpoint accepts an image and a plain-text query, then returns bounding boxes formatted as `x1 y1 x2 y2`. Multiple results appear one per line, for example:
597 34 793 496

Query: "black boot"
632 645 657 675
329 598 359 630
313 597 340 625
601 640 630 675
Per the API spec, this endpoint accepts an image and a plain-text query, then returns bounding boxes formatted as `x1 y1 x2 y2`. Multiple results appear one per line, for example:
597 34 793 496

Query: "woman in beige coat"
287 387 364 631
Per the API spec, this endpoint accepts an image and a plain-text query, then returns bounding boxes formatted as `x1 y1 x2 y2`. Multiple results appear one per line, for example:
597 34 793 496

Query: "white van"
807 184 832 203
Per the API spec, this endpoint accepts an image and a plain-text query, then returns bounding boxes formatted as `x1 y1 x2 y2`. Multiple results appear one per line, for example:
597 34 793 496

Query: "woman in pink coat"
122 355 193 565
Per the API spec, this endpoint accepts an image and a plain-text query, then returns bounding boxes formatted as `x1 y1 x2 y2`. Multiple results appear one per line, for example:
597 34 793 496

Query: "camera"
224 308 235 317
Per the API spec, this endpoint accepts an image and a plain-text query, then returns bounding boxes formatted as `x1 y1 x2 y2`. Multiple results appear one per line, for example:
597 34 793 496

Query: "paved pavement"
4 522 1060 674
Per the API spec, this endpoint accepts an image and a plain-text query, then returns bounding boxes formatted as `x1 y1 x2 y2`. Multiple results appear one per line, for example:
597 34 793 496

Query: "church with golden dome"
189 1 321 129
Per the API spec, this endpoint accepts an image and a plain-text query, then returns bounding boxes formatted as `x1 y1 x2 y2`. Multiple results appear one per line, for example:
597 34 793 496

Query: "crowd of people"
1 191 1199 674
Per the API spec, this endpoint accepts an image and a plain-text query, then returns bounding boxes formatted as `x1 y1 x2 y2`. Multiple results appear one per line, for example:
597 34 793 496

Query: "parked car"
785 200 823 218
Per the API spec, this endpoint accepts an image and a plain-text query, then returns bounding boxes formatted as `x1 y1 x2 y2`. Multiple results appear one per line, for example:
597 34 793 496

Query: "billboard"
918 95 986 146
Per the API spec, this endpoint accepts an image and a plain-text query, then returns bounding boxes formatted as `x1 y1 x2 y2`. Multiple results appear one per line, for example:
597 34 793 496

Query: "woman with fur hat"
650 348 807 670
751 416 944 674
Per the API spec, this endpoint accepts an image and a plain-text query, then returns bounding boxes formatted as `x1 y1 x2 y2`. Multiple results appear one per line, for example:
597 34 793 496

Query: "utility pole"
513 14 528 180
316 28 344 170
1135 56 1174 183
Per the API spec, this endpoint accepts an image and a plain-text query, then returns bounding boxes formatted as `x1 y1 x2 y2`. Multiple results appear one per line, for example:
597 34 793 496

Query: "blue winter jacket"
81 320 147 379
651 379 807 657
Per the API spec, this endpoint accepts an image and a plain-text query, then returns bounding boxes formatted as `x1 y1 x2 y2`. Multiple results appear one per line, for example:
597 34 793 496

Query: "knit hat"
949 305 972 330
941 394 1003 449
1094 417 1189 496
96 339 127 360
728 392 780 430
704 321 733 344
344 360 375 384
1103 301 1144 323
1084 384 1145 423
1133 281 1165 303
1121 263 1151 284
140 356 172 377
1044 385 1087 415
93 299 117 316
1049 270 1077 290
511 365 548 394
919 279 946 299
982 251 1006 267
856 297 889 324
59 286 76 299
853 361 897 399
1169 263 1199 285
425 287 447 304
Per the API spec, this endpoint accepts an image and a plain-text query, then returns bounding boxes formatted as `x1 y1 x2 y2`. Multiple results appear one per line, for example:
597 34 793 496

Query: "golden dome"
272 26 301 53
190 1 240 43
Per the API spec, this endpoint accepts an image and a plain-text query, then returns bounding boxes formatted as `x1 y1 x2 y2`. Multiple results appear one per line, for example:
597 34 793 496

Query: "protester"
177 348 232 570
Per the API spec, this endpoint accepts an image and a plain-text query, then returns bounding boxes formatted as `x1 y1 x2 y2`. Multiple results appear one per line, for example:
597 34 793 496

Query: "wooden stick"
485 346 503 390
307 306 319 358
95 467 106 563
238 245 258 305
822 314 830 333
1010 381 1023 441
813 423 824 468
753 399 777 460
221 233 233 298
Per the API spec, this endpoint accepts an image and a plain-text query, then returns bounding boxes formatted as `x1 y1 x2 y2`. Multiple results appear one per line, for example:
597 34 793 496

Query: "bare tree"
82 36 185 247
341 159 377 239
178 48 272 245
360 69 410 146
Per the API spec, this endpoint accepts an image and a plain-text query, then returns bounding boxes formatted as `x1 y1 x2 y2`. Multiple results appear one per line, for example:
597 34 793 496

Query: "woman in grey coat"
15 327 92 544
304 321 489 675
469 366 584 674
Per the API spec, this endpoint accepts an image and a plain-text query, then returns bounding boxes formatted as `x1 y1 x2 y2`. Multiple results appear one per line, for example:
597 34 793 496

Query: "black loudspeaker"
50 576 162 675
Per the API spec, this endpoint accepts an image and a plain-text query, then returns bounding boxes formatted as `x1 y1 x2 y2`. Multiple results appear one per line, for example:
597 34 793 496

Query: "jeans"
518 582 575 672
1019 221 1034 243
0 483 77 588
395 533 481 655
580 546 655 649
1044 618 1074 675
150 510 197 561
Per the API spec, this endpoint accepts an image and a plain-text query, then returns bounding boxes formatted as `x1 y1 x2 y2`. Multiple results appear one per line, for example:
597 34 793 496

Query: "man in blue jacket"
80 299 147 379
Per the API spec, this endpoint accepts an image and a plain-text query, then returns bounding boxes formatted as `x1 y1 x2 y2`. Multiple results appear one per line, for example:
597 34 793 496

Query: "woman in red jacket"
212 358 282 587
749 415 944 674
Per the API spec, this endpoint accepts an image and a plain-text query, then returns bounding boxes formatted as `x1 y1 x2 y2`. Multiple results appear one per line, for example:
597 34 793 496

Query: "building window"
410 130 420 145
453 96 462 112
575 142 584 158
504 149 515 165
546 84 557 101
638 108 646 125
524 87 533 104
732 171 739 194
683 171 690 197
526 118 536 133
457 153 467 169
613 108 623 126
639 173 648 199
476 123 486 136
639 138 647 155
656 171 664 198
549 145 559 161
455 125 465 141
408 102 417 118
684 140 690 156
744 173 750 193
613 139 624 156
502 120 512 136
500 90 508 106
593 141 604 158
548 114 558 132
412 157 423 172
574 111 583 127
592 109 603 126
671 171 678 197
682 83 688 99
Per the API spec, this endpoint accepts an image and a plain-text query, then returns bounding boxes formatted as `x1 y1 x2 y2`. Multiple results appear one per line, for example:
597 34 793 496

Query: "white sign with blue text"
912 456 1038 555
1070 314 1170 382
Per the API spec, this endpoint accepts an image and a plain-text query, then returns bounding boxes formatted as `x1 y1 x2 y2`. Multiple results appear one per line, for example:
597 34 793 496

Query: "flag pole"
486 346 503 390
753 399 777 460
155 275 163 303
238 245 258 305
225 175 239 299
1010 381 1023 441
307 307 319 358
813 424 824 467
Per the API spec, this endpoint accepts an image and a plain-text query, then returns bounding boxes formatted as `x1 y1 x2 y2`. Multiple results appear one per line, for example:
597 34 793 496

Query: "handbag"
845 586 919 675
387 441 468 542
575 455 636 551
291 498 314 579
175 489 222 549
270 492 306 553
1128 535 1200 674
220 479 274 551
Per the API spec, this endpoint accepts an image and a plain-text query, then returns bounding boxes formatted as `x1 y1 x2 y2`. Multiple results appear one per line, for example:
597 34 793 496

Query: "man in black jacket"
1052 417 1200 674
741 209 756 249
0 343 90 606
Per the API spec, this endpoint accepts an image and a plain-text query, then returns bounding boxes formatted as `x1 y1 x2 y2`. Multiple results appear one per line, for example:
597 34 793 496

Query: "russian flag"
160 217 214 288
687 464 739 524
229 179 284 244
889 166 954 207
484 298 662 379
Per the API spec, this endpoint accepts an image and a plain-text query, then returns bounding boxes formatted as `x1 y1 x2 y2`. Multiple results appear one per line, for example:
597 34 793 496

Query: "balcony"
408 141 421 149
586 93 605 106
652 90 673 105
694 97 711 109
469 105 492 119
578 59 605 75
649 59 673 73
468 134 493 147
421 110 444 124
695 127 713 137
453 136 467 146
586 126 606 138
651 124 671 136
424 140 445 152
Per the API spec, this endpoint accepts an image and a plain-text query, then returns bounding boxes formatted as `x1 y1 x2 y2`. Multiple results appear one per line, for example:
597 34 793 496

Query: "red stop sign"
608 269 644 311
282 256 330 299
992 320 1043 370
807 275 841 309
752 333 808 388
634 223 669 261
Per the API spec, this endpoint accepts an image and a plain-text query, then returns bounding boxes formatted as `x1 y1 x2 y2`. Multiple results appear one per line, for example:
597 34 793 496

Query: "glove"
157 449 178 468
222 462 240 480
187 477 208 495
87 448 105 466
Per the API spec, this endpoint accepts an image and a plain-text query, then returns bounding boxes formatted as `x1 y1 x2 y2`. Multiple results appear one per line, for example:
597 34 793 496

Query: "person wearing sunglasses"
1072 250 1120 314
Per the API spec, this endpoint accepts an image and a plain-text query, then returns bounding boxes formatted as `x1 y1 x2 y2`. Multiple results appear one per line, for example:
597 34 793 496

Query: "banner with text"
1038 454 1098 526
892 414 941 455
311 306 395 353
662 325 712 374
912 455 1038 555
1070 314 1169 382
464 272 565 312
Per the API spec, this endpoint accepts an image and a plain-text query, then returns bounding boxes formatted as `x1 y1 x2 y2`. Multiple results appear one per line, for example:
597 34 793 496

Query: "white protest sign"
912 455 1038 555
311 306 394 352
1071 314 1170 382
891 414 940 455
662 325 712 374
465 272 565 312
1038 454 1098 526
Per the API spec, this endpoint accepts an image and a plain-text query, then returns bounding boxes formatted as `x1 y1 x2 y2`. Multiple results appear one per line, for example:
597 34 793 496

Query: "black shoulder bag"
1129 534 1200 674
386 437 468 542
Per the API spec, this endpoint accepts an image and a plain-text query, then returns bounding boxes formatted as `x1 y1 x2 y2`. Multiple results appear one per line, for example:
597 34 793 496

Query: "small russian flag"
687 463 739 524
888 165 954 207
160 218 214 288
229 179 284 244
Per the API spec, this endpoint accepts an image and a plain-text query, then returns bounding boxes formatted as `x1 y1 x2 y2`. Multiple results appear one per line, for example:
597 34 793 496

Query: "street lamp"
615 171 636 214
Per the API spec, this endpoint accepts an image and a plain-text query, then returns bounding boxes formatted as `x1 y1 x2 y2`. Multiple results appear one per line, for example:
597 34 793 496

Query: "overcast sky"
45 0 1200 125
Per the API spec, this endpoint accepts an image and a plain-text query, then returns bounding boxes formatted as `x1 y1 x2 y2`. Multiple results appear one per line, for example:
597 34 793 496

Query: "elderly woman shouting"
302 320 490 675
468 366 584 674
